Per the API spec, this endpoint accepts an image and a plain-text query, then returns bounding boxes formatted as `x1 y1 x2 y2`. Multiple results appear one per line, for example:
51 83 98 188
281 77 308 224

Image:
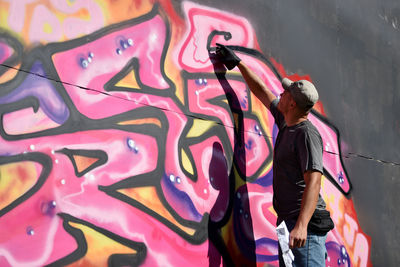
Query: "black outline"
56 148 108 177
0 29 23 77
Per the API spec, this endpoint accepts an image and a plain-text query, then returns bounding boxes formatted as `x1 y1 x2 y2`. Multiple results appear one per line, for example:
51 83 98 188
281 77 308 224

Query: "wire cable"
1 62 399 167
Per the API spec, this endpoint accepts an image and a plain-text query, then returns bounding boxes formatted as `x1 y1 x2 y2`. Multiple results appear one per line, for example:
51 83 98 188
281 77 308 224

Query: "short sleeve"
270 99 286 130
297 128 324 174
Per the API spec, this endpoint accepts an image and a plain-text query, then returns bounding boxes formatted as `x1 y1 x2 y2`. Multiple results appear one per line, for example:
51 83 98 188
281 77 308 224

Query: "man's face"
277 90 294 113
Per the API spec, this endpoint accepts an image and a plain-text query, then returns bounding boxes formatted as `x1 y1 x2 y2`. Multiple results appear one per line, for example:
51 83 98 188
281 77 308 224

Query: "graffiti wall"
0 0 372 266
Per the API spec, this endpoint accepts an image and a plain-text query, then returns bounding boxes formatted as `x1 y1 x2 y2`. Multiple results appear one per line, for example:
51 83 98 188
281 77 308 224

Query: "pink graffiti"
0 128 193 266
3 108 61 134
175 1 254 72
0 6 211 266
310 115 351 193
52 15 169 119
246 182 277 257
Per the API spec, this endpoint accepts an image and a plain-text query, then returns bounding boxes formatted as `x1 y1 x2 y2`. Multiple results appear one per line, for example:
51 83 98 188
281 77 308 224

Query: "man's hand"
215 43 241 70
289 224 308 249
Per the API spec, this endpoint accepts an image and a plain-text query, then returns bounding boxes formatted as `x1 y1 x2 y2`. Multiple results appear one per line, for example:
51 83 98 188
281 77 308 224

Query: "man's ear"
290 98 296 108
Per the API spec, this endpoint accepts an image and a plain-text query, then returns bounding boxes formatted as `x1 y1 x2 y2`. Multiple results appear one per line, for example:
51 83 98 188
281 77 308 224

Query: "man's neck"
284 114 308 127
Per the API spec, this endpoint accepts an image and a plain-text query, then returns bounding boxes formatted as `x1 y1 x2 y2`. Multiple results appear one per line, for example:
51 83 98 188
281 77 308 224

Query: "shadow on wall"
207 53 257 266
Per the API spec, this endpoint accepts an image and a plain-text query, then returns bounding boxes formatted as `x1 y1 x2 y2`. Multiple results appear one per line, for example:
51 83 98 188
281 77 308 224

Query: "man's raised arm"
237 61 277 110
216 43 277 110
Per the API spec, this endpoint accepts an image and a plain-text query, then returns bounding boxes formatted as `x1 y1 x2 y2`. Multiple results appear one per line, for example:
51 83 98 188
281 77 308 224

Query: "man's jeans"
278 219 327 267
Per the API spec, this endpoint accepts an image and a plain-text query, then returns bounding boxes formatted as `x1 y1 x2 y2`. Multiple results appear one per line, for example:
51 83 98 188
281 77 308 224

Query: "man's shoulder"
301 120 321 136
294 121 322 146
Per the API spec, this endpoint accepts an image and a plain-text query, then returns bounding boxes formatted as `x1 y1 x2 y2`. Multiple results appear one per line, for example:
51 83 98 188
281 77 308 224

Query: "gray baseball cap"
282 77 319 111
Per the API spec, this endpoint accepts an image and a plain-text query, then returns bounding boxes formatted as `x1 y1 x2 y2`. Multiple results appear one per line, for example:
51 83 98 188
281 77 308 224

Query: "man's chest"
274 129 299 164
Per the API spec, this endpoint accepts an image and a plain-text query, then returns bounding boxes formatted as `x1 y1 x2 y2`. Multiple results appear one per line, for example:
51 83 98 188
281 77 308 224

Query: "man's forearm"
289 171 321 248
296 171 321 228
237 61 277 110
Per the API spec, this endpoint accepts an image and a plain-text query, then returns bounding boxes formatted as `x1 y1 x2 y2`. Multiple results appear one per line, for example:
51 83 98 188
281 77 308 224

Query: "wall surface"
1 0 397 266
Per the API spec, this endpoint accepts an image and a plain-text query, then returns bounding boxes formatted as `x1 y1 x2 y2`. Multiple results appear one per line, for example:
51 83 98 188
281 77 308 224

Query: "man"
215 43 331 266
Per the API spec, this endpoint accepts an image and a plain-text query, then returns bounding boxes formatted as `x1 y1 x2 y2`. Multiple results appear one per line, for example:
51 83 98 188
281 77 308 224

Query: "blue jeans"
278 219 327 267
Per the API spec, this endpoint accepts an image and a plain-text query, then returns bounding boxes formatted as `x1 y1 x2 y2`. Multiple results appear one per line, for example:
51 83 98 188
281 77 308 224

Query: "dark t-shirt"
270 99 326 221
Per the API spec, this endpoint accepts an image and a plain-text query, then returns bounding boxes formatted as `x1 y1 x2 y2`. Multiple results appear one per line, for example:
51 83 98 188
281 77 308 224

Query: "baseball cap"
282 77 319 111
